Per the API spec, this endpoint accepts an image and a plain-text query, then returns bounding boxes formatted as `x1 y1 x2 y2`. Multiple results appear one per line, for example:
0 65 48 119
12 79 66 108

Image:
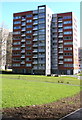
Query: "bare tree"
0 24 9 70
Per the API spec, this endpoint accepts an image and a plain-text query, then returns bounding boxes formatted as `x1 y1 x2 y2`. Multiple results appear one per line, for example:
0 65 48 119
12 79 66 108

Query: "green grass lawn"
1 74 81 108
2 74 80 85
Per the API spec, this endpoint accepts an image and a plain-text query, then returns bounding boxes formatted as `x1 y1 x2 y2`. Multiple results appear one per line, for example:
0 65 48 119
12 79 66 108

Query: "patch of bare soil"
1 92 81 120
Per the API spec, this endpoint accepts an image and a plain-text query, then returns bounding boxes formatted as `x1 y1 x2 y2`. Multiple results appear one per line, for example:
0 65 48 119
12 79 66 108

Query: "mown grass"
2 74 80 85
1 74 81 108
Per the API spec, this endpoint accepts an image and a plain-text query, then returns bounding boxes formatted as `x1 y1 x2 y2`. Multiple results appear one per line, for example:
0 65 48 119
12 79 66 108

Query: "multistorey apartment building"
13 5 53 75
51 12 79 75
12 5 79 75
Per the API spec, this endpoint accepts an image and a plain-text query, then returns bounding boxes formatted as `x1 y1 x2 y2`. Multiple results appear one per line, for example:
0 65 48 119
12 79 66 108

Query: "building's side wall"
72 13 79 74
45 6 53 75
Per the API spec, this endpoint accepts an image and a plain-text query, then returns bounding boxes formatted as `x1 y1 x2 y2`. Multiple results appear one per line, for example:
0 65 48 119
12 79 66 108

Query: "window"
64 53 72 56
27 20 32 23
26 35 31 39
13 31 20 34
64 36 72 40
13 16 21 19
64 31 72 35
26 25 32 28
13 37 21 40
14 21 21 24
13 58 20 61
13 42 21 45
64 26 72 29
64 21 72 24
64 64 73 67
64 42 73 45
26 14 32 18
13 52 20 56
64 47 72 50
13 64 20 67
26 63 31 67
14 26 21 29
13 47 20 50
63 16 71 19
64 58 72 62
26 30 32 33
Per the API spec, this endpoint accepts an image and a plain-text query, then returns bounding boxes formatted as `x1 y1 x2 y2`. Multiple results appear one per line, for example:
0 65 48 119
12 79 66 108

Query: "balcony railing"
33 49 38 52
21 45 25 47
33 55 38 58
21 50 25 53
21 34 26 36
33 16 38 19
33 10 38 14
33 44 38 47
33 27 38 30
58 61 63 64
33 61 38 64
33 38 38 41
21 61 25 64
21 39 25 42
21 55 25 58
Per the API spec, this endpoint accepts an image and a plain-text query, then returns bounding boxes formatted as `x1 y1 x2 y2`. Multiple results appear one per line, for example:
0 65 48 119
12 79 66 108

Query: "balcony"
33 38 38 41
58 45 63 48
33 27 38 30
33 16 38 19
21 50 25 53
21 44 25 47
33 61 38 64
33 21 38 25
58 25 63 27
33 55 38 58
21 61 25 64
33 49 38 52
58 35 63 38
21 55 25 58
59 51 63 53
33 32 38 36
58 30 63 32
21 28 26 31
39 15 45 18
21 34 26 36
21 39 25 42
33 10 38 14
58 61 63 64
21 18 26 21
58 40 63 43
21 23 26 26
59 56 63 59
33 66 38 69
33 44 38 47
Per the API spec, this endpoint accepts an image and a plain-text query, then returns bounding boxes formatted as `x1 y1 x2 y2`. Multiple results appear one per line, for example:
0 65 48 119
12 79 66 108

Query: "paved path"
59 108 82 120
